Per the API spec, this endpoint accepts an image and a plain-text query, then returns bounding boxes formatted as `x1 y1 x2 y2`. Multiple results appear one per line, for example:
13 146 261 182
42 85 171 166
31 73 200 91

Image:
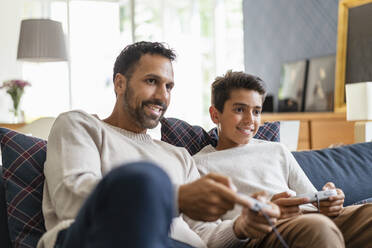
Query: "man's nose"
154 84 169 102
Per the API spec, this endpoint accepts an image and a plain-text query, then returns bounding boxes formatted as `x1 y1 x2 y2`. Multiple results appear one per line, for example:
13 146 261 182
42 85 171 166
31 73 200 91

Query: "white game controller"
237 193 272 212
293 189 338 203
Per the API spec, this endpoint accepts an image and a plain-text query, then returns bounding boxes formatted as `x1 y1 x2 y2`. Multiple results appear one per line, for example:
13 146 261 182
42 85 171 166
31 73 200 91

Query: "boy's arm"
278 145 318 213
286 146 317 194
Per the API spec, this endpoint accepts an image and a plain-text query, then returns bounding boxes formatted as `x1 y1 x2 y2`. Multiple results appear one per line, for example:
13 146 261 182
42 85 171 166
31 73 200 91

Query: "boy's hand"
233 192 280 239
271 192 309 219
179 173 247 222
314 182 344 217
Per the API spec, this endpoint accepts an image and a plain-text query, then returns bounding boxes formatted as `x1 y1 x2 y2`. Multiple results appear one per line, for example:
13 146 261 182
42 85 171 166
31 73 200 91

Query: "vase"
11 107 23 124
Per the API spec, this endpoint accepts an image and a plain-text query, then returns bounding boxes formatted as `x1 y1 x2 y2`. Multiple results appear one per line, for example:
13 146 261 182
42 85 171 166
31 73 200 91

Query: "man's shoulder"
51 110 102 137
55 110 100 126
56 109 95 121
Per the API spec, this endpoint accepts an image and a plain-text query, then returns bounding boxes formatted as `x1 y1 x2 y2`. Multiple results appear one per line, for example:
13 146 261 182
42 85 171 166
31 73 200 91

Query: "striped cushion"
0 128 46 248
161 118 280 155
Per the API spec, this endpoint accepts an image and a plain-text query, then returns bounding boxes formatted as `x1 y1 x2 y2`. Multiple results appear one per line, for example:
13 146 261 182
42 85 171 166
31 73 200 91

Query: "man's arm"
178 154 280 247
178 173 247 221
183 192 280 248
44 112 102 220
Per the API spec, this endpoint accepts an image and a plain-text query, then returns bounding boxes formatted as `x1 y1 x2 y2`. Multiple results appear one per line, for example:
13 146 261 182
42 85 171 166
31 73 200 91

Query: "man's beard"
123 83 167 130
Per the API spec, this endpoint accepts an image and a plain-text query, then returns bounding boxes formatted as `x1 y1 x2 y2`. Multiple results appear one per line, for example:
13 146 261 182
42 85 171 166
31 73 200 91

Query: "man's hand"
314 182 344 217
233 192 280 239
271 192 309 219
179 173 247 222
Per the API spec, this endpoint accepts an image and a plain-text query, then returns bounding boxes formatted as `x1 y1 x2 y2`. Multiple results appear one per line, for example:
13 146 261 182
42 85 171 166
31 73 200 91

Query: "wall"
0 0 24 122
243 0 339 110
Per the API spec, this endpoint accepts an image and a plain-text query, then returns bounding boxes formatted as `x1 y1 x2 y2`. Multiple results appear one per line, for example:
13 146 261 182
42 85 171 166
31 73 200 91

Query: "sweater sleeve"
44 111 103 220
180 157 247 247
285 145 317 194
183 215 247 248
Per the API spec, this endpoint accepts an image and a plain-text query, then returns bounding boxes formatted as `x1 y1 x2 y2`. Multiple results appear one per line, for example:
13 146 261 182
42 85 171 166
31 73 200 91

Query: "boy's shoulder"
194 139 289 158
193 144 216 157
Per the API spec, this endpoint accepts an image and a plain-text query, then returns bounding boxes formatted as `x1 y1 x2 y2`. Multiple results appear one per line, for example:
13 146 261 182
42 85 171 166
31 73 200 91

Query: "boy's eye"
253 109 262 115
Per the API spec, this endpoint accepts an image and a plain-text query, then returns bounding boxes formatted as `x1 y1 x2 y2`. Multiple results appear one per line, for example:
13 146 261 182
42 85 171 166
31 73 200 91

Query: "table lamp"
346 82 372 143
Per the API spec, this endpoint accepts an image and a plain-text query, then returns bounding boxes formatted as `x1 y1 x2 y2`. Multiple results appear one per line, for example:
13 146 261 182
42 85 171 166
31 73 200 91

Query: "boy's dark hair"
113 41 176 81
211 70 267 112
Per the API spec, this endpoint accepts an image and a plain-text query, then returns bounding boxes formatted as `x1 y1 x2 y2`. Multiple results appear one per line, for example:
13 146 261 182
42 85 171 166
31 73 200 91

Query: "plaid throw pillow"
0 128 46 248
160 118 280 155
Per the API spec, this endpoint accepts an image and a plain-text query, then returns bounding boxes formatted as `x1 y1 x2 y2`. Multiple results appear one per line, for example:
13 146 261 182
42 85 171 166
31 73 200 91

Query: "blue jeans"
54 161 194 248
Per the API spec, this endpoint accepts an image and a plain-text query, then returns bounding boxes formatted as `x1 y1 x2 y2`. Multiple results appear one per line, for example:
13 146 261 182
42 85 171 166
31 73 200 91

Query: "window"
21 0 243 131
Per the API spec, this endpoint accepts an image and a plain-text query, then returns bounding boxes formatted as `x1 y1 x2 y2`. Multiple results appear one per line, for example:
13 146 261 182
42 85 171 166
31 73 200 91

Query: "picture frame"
334 0 372 112
305 55 336 112
278 60 308 112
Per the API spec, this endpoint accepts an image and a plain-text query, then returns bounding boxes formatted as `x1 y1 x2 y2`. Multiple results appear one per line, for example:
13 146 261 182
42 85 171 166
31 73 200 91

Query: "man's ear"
113 73 127 95
209 106 220 124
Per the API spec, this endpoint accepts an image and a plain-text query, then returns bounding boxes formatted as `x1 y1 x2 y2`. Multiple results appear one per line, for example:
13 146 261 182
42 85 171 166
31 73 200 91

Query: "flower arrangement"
0 79 31 122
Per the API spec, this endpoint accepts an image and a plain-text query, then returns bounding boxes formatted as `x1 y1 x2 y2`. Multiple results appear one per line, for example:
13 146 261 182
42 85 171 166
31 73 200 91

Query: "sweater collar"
101 121 153 142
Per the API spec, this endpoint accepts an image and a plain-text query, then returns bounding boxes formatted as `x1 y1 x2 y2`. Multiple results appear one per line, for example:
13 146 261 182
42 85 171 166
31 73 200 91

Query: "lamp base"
355 121 372 143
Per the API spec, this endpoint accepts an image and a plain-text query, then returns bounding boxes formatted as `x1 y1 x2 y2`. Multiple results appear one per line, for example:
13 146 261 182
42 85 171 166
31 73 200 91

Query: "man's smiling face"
118 53 174 133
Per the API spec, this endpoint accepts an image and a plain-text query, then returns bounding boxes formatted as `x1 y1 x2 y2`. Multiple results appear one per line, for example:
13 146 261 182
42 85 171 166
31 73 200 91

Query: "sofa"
1 120 372 248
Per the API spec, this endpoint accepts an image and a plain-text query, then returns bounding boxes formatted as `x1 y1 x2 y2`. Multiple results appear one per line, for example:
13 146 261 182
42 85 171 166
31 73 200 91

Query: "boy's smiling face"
210 89 263 150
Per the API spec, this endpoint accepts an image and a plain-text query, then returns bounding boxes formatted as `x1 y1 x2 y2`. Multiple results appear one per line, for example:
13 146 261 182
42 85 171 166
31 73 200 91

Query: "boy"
193 70 372 247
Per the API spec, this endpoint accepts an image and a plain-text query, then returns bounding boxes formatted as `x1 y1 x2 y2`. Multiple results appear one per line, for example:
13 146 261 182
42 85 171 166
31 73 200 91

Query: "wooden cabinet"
261 112 355 150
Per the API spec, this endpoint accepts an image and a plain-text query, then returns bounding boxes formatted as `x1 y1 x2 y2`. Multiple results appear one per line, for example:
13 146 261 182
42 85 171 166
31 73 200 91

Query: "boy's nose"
243 112 254 123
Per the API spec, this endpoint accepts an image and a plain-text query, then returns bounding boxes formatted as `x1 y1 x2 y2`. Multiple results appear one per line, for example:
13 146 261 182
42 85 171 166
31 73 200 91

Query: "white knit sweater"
193 139 317 220
37 110 245 248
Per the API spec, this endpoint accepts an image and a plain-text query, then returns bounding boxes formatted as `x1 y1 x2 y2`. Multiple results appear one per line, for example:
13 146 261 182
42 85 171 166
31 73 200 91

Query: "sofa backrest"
293 142 372 206
0 166 13 248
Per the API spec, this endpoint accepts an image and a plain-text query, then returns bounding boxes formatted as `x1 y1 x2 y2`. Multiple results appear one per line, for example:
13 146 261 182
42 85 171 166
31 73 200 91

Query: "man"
193 70 372 247
38 42 280 248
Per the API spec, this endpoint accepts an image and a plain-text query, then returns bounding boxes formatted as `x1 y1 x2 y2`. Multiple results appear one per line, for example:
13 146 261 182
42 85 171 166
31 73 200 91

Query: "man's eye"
146 79 156 84
234 108 244 113
166 83 174 91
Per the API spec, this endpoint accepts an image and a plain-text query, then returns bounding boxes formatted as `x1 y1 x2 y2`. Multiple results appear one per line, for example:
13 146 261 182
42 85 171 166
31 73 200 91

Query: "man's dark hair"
113 41 176 81
211 70 267 112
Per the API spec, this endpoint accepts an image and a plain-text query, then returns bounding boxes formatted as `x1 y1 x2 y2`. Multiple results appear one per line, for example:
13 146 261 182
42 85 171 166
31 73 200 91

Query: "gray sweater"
37 110 245 248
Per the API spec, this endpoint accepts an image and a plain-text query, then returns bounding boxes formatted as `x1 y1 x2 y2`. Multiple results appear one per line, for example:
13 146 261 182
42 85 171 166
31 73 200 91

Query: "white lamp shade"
346 82 372 121
17 19 68 62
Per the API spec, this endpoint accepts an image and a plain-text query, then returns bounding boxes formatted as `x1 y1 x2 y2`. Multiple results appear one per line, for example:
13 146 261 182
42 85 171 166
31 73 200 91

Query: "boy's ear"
209 106 220 124
114 73 127 95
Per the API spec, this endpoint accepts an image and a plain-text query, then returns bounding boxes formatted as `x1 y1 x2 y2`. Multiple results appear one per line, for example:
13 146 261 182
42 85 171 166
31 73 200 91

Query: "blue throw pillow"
0 128 46 247
292 142 372 206
160 117 280 155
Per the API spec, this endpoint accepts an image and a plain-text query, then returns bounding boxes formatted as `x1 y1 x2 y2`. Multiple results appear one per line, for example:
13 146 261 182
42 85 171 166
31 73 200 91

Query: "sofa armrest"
0 166 12 248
